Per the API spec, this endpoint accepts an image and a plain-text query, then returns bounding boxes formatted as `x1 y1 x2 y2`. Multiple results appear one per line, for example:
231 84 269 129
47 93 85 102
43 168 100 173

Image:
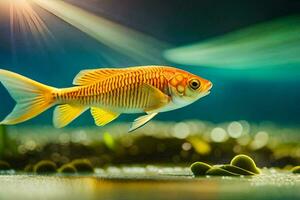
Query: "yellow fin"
129 112 158 132
73 68 127 85
141 83 170 112
0 69 56 125
90 107 120 126
53 104 88 128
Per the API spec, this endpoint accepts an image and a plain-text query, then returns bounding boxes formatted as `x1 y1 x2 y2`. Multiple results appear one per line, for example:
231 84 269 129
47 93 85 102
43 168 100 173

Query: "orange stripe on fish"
0 66 212 132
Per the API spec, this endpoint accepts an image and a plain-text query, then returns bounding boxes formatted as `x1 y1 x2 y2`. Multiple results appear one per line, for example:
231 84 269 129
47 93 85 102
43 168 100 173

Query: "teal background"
0 0 300 126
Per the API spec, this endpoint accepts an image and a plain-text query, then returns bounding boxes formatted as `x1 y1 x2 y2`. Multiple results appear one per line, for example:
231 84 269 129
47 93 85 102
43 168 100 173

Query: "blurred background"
0 0 299 171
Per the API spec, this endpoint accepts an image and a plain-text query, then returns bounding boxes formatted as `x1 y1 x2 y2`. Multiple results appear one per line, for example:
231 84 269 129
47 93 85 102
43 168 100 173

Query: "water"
0 1 299 199
0 0 300 126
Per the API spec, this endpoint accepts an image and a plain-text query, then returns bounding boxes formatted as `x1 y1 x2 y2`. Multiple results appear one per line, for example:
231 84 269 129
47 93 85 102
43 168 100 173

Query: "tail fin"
0 69 57 125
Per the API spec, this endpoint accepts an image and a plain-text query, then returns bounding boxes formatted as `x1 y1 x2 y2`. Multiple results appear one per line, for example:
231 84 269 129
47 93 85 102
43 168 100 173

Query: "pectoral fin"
53 104 88 128
141 83 170 112
90 107 120 126
129 112 158 132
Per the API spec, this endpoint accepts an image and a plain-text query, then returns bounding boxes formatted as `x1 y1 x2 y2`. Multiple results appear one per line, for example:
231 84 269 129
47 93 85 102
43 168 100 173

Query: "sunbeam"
7 0 55 60
8 0 54 49
32 0 170 64
164 16 300 69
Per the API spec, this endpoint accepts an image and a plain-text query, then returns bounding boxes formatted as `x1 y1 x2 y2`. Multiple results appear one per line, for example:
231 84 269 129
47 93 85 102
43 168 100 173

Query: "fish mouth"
206 82 213 91
198 90 211 99
202 91 210 97
201 82 212 96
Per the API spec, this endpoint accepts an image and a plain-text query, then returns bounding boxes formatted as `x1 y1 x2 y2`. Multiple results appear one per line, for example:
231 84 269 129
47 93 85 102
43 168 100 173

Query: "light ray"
164 16 300 69
9 1 17 62
8 0 55 53
32 0 170 64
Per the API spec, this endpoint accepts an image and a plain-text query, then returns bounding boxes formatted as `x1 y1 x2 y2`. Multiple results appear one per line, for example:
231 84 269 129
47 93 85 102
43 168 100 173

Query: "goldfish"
0 66 212 132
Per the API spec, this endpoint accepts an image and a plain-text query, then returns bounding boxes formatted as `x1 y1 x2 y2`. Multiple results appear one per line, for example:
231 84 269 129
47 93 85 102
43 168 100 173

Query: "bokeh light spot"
227 121 243 138
211 127 228 142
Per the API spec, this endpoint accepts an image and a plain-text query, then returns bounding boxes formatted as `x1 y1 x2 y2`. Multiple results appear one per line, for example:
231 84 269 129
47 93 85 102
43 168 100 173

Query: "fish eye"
189 79 201 90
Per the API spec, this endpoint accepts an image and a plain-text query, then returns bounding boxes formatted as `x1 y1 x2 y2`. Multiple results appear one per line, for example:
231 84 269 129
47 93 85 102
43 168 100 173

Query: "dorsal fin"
73 68 127 85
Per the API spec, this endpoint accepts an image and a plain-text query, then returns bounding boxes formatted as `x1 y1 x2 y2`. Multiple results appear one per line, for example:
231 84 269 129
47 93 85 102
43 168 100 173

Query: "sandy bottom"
0 167 299 200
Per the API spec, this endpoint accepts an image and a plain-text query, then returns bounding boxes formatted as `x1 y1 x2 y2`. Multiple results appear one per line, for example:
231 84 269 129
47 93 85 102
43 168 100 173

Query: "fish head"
167 70 213 106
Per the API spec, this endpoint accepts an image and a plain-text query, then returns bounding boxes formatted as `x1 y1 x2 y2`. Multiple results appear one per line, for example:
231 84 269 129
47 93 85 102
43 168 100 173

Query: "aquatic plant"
190 154 260 176
33 160 57 174
206 166 239 176
190 162 211 176
220 165 255 175
230 154 260 174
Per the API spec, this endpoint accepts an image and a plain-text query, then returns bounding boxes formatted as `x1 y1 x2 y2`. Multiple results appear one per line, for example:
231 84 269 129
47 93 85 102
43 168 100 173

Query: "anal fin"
90 107 120 126
129 112 158 132
53 104 88 128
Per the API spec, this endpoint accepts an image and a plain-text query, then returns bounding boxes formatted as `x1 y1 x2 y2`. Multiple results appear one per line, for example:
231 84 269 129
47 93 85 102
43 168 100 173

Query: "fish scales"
61 67 166 111
89 67 167 110
56 68 161 109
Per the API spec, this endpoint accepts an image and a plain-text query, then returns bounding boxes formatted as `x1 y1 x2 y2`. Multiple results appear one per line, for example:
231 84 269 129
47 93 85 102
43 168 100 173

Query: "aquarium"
0 0 300 200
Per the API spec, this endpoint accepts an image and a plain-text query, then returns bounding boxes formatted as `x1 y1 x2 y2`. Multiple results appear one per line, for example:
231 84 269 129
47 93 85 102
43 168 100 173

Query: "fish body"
0 66 212 132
